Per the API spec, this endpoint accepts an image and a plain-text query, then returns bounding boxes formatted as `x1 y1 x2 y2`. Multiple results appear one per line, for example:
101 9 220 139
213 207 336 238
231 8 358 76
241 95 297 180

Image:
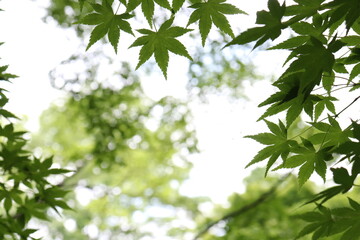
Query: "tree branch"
193 173 291 240
334 95 360 118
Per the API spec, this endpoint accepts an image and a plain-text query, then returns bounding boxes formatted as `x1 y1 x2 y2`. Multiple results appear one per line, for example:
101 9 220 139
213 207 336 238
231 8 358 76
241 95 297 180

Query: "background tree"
30 60 204 239
196 168 360 240
66 0 360 239
2 0 360 239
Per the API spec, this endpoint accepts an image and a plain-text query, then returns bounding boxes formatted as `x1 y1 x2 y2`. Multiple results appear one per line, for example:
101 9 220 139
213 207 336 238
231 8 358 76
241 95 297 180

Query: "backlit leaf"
350 63 360 81
298 159 314 187
268 36 309 50
172 0 185 12
77 1 134 52
187 0 245 46
130 18 192 78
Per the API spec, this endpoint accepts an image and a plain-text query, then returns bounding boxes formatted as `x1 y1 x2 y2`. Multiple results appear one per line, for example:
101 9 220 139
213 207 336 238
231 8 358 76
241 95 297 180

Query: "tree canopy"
1 0 360 239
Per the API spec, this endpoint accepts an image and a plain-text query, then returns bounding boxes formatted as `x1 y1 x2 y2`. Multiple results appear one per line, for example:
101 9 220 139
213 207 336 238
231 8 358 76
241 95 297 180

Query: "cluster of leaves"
31 0 360 239
231 0 360 238
296 198 360 240
70 0 246 78
0 48 71 238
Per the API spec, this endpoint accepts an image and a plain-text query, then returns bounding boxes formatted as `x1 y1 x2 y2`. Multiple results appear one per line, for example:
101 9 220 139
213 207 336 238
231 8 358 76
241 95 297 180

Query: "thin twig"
319 95 360 149
290 95 360 141
115 2 121 14
334 95 360 118
193 173 291 240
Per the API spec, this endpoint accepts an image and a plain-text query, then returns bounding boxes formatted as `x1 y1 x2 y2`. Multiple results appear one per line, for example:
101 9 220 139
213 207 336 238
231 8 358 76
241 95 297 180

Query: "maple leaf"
335 121 360 174
309 116 352 148
76 1 134 53
277 137 332 186
187 0 245 46
172 0 186 13
307 168 355 204
312 96 337 121
245 120 297 176
281 37 335 98
257 37 339 126
226 0 285 48
286 0 325 18
327 0 360 31
295 205 336 240
268 35 309 50
129 18 192 78
127 0 171 27
0 65 18 81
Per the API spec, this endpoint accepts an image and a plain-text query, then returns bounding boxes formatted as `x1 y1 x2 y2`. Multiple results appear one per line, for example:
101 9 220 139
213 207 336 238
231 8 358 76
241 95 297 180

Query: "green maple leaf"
282 37 335 99
328 0 360 31
307 168 355 205
172 0 186 12
313 96 337 121
274 137 332 186
187 0 246 46
245 120 297 176
76 1 134 53
296 205 335 240
286 0 325 17
268 35 309 50
226 0 285 48
0 65 18 81
127 0 171 27
257 37 338 126
350 62 360 81
309 116 352 148
335 122 360 174
129 18 192 78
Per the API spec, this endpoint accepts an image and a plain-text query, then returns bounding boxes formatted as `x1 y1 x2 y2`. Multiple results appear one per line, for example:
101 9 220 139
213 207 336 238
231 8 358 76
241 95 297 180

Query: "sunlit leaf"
130 18 192 78
187 0 245 46
77 2 134 52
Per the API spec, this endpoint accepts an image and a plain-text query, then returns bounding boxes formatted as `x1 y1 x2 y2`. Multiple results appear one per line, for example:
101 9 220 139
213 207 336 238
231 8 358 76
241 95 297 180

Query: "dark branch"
334 95 360 118
193 173 291 240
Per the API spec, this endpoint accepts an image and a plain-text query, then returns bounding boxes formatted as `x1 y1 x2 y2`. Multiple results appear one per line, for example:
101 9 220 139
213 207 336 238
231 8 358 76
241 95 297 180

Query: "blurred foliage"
188 37 260 101
31 61 207 239
42 0 89 36
30 2 262 236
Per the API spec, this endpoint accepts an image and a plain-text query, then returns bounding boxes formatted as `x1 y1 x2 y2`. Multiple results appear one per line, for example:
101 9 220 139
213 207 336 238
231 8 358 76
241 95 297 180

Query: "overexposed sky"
0 0 79 129
0 0 286 204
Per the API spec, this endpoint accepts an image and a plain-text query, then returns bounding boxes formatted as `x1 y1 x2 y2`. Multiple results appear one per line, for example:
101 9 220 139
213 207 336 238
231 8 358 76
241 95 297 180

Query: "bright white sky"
0 0 287 205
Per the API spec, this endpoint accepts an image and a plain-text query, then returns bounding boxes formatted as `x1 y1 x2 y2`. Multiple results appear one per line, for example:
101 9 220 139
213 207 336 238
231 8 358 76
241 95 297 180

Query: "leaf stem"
333 75 351 82
334 95 360 118
327 85 352 94
115 2 121 14
153 18 158 32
